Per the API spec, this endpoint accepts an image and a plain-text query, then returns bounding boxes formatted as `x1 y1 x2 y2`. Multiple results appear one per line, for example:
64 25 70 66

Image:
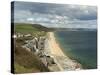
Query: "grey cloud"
13 1 97 29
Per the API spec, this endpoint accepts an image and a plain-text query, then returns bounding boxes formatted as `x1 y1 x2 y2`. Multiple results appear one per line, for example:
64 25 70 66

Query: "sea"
54 30 97 69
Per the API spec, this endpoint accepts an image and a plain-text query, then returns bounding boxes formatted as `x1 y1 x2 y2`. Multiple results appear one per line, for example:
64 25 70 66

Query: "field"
15 23 47 37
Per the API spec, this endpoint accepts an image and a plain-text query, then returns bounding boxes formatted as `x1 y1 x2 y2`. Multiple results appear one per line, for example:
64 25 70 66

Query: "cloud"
13 1 97 29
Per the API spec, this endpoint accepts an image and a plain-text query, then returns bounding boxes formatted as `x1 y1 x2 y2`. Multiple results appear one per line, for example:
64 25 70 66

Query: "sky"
12 1 97 29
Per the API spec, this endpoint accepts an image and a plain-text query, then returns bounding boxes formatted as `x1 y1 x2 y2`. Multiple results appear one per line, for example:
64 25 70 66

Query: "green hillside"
15 23 40 33
15 23 54 33
14 23 50 73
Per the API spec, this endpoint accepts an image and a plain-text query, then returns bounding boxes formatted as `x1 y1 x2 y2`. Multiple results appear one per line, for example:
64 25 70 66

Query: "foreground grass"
14 43 49 73
14 63 38 74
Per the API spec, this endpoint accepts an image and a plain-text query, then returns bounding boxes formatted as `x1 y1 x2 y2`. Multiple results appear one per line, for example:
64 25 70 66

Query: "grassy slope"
14 44 49 73
15 23 48 36
14 23 49 73
15 23 40 33
15 23 51 32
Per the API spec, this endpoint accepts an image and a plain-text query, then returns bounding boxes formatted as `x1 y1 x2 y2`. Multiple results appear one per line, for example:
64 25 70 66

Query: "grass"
15 23 39 33
14 63 39 74
14 43 49 73
15 23 47 36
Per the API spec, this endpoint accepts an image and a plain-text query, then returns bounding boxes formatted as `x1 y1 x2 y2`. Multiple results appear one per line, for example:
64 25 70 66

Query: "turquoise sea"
54 30 97 69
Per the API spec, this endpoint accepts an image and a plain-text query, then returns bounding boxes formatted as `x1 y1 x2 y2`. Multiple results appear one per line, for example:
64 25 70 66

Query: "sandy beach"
47 32 66 57
47 32 82 71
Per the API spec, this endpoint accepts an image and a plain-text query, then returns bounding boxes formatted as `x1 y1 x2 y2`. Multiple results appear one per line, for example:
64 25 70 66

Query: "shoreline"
47 32 66 57
47 32 82 71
